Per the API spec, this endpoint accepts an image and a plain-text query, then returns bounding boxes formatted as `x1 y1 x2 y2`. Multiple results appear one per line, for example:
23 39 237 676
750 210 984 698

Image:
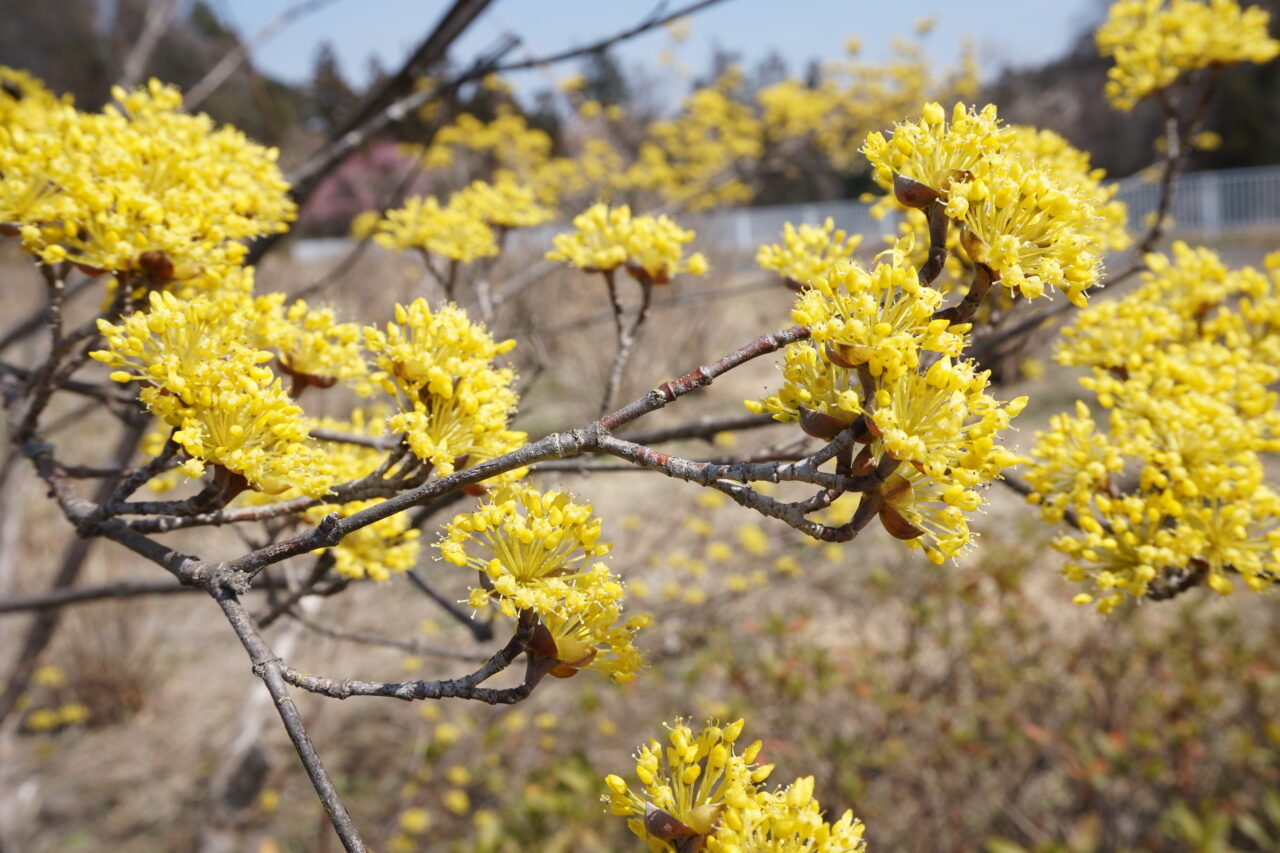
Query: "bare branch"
0 276 97 354
183 0 338 110
405 569 494 642
285 608 491 663
620 411 779 445
117 0 180 89
215 588 367 852
0 577 202 615
486 0 730 77
247 0 733 266
279 611 544 703
600 276 655 415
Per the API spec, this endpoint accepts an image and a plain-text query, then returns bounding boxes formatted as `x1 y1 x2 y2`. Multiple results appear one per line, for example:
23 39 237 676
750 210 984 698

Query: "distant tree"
187 0 236 42
581 48 630 106
528 88 565 153
692 42 742 89
0 0 111 107
308 41 360 134
751 50 790 92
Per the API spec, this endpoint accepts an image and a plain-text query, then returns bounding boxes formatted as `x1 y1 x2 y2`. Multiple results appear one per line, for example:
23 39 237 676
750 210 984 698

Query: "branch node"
316 512 343 546
251 655 285 680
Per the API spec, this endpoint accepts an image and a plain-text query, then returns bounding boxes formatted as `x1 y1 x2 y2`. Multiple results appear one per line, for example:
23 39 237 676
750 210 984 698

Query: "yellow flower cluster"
364 299 524 476
0 67 70 128
1097 0 1280 111
439 486 646 682
1 74 293 279
419 109 553 179
757 33 979 174
1022 401 1125 524
252 295 369 390
756 219 863 289
748 259 1025 562
863 102 1104 306
373 194 499 264
547 203 709 284
623 71 761 210
604 718 865 853
1026 243 1280 610
452 174 554 230
93 291 335 496
25 703 91 733
1005 125 1131 253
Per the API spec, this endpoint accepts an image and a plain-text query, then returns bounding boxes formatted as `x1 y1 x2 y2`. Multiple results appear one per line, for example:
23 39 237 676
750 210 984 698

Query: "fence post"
734 209 751 250
1199 171 1221 239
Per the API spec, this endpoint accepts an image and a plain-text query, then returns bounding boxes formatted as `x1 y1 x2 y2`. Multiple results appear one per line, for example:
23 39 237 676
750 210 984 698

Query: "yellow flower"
33 665 67 689
440 486 611 618
373 194 498 263
399 807 431 835
625 212 709 284
1005 124 1131 252
870 356 1026 486
622 71 762 210
547 202 632 273
864 102 1105 305
756 219 862 289
439 486 645 682
748 258 971 433
93 291 335 496
706 775 867 853
794 260 967 381
306 499 420 581
606 718 866 851
548 203 709 284
364 299 524 476
252 295 369 390
1031 241 1280 607
1 75 293 279
603 719 768 847
945 162 1102 306
452 174 554 229
1024 401 1126 522
1097 0 1280 111
862 101 1009 203
745 338 861 431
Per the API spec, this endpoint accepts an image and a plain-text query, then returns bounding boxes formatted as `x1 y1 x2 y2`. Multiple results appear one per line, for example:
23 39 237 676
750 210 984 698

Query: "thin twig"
215 588 367 852
405 569 493 642
286 608 490 663
621 411 779 445
183 0 338 110
0 577 204 615
279 611 543 703
600 276 655 415
117 0 179 89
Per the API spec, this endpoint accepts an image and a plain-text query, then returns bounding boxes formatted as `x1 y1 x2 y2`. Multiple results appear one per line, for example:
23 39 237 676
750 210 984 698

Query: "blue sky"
220 0 1102 105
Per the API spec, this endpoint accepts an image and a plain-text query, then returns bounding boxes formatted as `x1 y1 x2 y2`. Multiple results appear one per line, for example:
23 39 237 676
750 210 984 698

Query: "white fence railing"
292 165 1280 263
680 165 1280 252
1111 165 1280 238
